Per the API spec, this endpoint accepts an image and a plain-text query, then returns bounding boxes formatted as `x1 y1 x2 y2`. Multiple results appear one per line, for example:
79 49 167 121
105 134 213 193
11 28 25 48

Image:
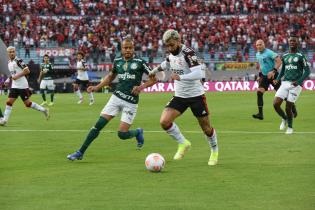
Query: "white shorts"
275 81 302 103
40 80 55 90
101 94 138 125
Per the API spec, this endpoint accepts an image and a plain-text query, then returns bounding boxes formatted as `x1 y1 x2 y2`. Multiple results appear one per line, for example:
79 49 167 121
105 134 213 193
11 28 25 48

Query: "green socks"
79 117 108 154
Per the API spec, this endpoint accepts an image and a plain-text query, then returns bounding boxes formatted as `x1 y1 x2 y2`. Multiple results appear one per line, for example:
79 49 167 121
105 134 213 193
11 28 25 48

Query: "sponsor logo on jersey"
285 64 298 70
115 90 135 102
171 69 184 75
118 72 136 80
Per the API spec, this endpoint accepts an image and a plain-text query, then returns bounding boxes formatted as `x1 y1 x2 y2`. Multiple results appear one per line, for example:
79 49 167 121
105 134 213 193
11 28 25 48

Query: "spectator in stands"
0 0 314 65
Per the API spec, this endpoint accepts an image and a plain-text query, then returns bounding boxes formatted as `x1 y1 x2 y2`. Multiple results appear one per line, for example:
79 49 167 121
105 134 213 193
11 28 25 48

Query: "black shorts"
259 72 281 91
9 88 32 101
74 79 89 91
166 95 209 117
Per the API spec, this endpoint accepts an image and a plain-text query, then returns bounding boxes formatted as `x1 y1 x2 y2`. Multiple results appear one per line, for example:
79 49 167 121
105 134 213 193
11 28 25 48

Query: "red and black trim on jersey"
182 46 200 68
15 57 28 70
81 59 86 68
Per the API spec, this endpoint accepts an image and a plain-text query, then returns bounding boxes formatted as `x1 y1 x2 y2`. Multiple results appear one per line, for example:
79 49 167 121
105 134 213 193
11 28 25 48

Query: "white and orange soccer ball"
145 153 165 172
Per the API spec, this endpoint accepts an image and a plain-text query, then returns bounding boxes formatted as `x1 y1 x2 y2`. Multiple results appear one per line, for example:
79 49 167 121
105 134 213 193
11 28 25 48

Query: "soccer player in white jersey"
73 51 94 105
0 46 49 126
150 29 219 166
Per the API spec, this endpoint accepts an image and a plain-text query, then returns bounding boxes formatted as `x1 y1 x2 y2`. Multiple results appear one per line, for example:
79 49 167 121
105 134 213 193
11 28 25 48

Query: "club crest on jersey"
293 57 298 62
130 63 138 70
287 57 292 63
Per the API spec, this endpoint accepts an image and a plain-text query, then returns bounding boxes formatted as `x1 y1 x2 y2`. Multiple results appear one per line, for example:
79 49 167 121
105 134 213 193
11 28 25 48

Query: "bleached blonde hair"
7 46 15 51
162 29 180 43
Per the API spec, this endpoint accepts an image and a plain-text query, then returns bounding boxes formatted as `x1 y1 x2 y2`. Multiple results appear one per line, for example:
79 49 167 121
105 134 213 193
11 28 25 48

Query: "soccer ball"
145 153 165 172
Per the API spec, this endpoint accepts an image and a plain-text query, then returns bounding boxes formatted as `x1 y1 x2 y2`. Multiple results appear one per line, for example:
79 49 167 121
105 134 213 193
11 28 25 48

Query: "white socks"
75 90 83 99
3 105 12 121
206 129 218 152
31 102 46 112
88 92 94 101
166 123 185 144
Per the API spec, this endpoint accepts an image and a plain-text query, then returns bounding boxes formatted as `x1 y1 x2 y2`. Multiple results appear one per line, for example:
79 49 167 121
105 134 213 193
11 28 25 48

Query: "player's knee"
40 89 45 94
73 85 78 91
117 131 130 140
257 91 263 96
25 101 32 107
160 120 171 130
285 104 293 112
273 100 280 109
6 101 13 106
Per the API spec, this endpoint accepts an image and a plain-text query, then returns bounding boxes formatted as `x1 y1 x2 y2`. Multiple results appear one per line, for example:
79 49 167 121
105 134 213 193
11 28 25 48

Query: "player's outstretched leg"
67 116 109 161
27 101 49 120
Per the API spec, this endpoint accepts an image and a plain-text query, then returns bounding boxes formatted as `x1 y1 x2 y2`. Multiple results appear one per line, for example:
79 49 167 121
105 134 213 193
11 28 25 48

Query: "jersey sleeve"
297 55 311 85
111 60 117 74
141 60 152 75
268 49 278 59
16 59 27 70
182 47 200 68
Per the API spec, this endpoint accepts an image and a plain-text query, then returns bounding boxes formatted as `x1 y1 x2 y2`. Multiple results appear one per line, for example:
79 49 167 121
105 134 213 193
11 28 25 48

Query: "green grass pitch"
1 91 314 210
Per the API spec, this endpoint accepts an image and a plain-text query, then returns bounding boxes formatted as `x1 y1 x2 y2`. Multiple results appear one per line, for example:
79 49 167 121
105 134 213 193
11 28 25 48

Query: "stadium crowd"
0 0 314 62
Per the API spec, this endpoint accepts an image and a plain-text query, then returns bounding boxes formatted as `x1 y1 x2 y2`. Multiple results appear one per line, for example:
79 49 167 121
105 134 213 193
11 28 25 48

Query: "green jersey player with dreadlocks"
273 34 310 134
67 38 157 161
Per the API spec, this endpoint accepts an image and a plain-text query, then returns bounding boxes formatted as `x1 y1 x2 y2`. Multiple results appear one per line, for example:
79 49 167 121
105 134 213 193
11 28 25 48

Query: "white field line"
0 129 315 134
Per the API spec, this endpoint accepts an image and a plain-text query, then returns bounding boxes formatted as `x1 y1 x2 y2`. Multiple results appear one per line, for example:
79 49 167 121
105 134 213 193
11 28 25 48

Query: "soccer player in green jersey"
67 38 157 161
38 54 55 106
273 35 310 134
